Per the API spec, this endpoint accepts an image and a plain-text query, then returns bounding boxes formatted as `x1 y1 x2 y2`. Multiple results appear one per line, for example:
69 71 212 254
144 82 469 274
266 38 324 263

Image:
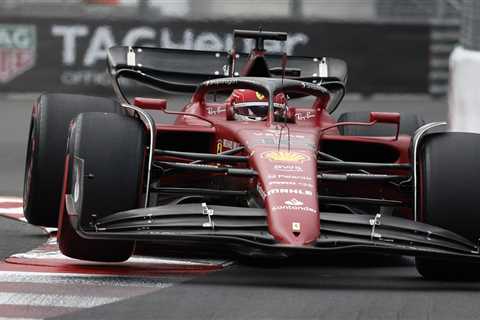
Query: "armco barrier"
429 21 459 96
0 17 429 95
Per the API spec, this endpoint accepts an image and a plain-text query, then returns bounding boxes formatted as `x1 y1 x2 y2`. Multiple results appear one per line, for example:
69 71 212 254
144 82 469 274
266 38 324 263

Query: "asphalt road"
55 257 480 320
0 217 46 261
5 94 480 320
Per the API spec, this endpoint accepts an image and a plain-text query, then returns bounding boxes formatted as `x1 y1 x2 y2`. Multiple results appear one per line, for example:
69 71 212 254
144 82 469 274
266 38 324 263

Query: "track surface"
4 94 480 320
0 198 228 319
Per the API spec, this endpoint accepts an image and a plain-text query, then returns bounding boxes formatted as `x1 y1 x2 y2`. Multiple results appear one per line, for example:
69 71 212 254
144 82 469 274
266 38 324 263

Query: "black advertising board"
0 17 429 95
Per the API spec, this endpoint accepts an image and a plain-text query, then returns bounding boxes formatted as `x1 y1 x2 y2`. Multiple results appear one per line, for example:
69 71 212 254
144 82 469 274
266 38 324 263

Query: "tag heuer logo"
0 24 36 83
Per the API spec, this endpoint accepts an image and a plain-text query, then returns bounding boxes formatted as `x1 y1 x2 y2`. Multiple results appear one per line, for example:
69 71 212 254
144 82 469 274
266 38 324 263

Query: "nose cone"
253 148 320 246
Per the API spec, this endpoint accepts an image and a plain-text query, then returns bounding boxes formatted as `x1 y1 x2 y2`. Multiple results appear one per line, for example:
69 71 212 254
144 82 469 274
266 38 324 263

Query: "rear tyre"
337 111 424 136
23 94 124 227
415 132 480 280
58 112 145 262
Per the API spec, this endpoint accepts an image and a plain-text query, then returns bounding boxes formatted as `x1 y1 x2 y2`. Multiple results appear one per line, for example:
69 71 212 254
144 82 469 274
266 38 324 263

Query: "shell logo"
256 92 265 100
262 151 310 163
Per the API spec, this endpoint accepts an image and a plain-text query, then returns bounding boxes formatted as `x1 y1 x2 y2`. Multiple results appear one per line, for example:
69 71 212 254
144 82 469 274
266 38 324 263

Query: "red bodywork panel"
133 95 411 247
130 46 410 246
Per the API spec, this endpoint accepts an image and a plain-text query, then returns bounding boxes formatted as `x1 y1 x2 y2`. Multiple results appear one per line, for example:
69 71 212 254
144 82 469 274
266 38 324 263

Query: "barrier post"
448 0 480 132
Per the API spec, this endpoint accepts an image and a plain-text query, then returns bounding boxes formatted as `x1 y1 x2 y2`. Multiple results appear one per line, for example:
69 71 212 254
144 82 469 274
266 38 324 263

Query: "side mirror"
369 112 400 124
369 112 401 139
133 97 167 111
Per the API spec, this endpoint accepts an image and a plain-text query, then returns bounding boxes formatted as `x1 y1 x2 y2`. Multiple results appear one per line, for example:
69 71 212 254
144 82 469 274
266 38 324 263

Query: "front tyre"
23 94 124 227
416 132 480 280
58 112 145 262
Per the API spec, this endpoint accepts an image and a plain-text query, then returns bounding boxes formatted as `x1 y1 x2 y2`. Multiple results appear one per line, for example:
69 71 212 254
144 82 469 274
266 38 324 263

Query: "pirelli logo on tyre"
0 24 36 83
262 151 310 163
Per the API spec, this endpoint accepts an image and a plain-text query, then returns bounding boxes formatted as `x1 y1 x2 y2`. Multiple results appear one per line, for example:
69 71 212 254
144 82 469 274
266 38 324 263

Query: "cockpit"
227 89 287 121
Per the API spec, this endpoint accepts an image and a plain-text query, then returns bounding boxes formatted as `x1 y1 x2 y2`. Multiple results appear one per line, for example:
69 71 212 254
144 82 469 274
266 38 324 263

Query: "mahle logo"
0 24 36 83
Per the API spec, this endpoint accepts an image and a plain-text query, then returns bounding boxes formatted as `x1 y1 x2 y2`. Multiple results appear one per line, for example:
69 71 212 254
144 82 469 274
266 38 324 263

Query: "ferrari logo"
0 24 36 83
262 151 310 163
292 222 301 232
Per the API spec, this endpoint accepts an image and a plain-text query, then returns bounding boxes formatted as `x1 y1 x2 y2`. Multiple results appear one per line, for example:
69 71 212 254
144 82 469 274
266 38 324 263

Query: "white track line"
0 197 22 202
0 271 178 288
0 292 120 308
0 208 23 214
11 247 229 266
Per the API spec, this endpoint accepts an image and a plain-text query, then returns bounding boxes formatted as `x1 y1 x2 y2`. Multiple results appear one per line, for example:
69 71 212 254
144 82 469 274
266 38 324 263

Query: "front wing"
66 195 480 261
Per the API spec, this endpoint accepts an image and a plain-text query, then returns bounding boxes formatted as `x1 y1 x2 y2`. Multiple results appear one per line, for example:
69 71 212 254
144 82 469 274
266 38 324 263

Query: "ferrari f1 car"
24 29 480 280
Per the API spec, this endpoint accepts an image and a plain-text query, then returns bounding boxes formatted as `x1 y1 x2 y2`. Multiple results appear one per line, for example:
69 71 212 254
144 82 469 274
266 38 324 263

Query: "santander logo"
284 198 303 206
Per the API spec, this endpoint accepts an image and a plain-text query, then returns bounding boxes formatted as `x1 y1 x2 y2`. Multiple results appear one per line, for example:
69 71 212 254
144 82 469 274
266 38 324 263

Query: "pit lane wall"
0 17 429 95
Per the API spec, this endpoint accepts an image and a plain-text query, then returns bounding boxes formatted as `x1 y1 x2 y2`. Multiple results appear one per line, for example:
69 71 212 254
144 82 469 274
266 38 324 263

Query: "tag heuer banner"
0 24 36 83
0 17 429 95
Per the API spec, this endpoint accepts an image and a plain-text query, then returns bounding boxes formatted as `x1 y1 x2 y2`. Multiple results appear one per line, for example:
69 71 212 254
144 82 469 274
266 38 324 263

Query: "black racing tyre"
58 112 145 262
415 132 480 280
23 94 124 227
337 111 424 136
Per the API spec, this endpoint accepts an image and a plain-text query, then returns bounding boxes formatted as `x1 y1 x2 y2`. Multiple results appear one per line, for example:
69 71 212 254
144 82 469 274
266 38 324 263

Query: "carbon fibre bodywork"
66 195 480 262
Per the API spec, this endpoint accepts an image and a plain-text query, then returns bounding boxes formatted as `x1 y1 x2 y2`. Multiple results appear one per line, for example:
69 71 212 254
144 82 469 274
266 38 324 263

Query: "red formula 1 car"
23 30 480 280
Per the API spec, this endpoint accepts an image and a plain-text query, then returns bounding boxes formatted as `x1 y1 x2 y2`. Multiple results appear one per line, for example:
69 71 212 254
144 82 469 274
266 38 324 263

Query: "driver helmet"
227 89 286 121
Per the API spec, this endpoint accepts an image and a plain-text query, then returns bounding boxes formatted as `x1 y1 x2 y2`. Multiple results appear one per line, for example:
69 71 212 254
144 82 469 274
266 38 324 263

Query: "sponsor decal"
206 106 226 116
296 111 315 121
269 181 296 186
269 180 314 188
277 174 312 181
268 174 312 181
272 205 317 214
255 91 265 100
262 151 310 163
252 131 305 139
250 137 316 150
301 81 324 91
204 78 241 87
248 132 315 150
273 164 303 172
292 222 301 232
297 182 314 188
284 198 303 206
0 24 36 83
267 188 313 196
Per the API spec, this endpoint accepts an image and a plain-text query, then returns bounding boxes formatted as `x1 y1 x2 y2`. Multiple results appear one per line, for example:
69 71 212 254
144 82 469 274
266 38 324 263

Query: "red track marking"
2 233 224 276
0 197 25 223
0 197 228 275
0 196 231 319
0 202 22 208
